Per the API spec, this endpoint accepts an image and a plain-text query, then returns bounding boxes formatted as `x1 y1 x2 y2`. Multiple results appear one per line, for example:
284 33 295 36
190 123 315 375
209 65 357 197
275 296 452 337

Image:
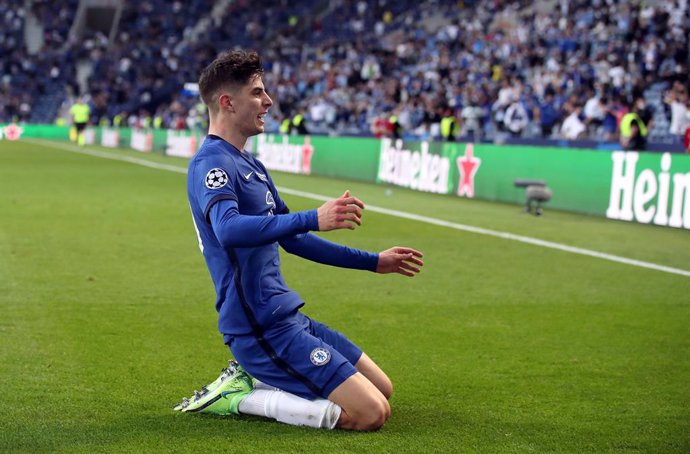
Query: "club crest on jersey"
310 348 331 366
205 168 229 189
266 191 276 207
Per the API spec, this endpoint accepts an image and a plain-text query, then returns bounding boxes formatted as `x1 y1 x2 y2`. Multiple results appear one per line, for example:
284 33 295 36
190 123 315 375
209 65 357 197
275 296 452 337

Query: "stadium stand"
1 0 30 123
2 0 689 148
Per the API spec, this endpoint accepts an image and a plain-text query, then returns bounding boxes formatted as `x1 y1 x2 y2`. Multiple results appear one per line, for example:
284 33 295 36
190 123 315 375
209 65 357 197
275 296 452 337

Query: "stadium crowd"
1 0 80 124
1 0 32 123
1 0 689 147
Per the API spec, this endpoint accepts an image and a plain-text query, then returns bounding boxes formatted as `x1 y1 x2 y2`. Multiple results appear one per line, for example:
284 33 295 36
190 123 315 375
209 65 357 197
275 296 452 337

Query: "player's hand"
376 247 424 277
317 190 365 231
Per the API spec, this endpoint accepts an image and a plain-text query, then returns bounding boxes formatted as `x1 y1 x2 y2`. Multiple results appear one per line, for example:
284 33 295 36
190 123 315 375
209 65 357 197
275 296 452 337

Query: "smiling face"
199 50 272 148
219 75 273 139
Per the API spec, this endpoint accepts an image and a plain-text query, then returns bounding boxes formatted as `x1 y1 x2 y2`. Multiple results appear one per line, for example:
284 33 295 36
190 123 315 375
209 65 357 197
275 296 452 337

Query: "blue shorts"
226 311 362 400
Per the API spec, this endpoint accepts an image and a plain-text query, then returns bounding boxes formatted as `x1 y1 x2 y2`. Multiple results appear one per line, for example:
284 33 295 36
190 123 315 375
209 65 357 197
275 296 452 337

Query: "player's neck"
208 124 247 153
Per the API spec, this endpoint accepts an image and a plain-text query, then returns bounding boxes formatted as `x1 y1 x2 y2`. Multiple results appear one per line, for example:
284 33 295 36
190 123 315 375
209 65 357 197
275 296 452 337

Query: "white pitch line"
278 187 690 278
28 139 188 174
29 139 690 278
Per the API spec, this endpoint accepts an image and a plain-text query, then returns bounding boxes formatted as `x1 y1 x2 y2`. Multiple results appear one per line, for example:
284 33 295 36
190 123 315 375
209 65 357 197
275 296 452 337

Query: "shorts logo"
205 168 228 189
310 347 331 366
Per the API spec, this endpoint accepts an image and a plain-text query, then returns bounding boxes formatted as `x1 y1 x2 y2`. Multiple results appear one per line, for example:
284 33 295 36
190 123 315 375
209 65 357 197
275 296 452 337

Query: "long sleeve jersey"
187 135 378 341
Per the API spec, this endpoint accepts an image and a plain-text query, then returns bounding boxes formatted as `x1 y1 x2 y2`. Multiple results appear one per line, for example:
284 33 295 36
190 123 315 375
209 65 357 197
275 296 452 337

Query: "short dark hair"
198 50 264 112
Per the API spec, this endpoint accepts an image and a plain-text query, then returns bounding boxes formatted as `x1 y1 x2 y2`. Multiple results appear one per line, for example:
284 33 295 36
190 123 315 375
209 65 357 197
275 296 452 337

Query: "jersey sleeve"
209 199 318 248
192 157 240 223
279 233 379 271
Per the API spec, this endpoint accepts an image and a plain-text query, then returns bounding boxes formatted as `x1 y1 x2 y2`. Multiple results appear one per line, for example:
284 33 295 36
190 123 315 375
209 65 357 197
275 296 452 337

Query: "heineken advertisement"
83 127 175 154
251 134 380 182
165 130 201 157
377 138 453 194
4 124 690 229
0 123 198 155
253 134 690 228
606 151 690 229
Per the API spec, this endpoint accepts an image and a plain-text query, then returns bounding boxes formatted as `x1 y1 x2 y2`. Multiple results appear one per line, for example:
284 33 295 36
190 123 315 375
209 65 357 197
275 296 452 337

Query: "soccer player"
69 96 90 146
176 50 424 431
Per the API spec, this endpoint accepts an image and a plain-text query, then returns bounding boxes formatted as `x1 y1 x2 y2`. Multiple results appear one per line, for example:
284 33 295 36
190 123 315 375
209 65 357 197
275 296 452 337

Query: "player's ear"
218 93 234 112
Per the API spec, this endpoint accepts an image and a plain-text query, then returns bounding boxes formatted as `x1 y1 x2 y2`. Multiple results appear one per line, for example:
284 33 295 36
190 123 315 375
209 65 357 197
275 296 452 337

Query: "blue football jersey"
187 135 378 340
188 135 313 336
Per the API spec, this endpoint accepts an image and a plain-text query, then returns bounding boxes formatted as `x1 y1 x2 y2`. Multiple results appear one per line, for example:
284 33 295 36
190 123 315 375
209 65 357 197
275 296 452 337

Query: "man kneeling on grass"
174 49 424 430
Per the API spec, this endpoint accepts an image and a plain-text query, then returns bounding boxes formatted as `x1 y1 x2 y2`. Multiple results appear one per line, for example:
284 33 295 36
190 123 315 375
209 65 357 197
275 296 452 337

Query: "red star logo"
301 136 313 175
4 123 23 141
456 143 481 198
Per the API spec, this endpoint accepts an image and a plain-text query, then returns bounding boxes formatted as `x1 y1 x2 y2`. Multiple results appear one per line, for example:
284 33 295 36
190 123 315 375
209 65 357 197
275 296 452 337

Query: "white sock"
238 389 341 429
253 379 280 391
237 390 268 416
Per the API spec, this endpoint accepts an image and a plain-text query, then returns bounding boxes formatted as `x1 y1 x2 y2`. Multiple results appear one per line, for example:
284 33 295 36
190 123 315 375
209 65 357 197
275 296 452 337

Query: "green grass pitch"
1 139 689 453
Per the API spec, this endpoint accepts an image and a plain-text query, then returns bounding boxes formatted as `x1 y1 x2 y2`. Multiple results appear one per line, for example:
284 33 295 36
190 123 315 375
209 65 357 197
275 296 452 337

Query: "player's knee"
381 378 393 400
352 399 389 431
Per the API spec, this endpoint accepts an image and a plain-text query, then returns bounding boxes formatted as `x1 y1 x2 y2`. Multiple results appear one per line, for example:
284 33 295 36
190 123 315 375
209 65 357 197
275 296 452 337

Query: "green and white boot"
174 360 254 415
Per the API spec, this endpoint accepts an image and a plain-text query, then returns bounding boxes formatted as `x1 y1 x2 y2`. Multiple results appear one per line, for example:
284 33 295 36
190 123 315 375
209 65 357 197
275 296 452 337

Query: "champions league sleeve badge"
310 347 331 366
205 168 229 189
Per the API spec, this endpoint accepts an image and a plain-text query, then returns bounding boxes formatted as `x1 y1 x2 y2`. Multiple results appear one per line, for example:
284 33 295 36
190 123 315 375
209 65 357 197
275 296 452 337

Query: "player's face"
232 75 273 137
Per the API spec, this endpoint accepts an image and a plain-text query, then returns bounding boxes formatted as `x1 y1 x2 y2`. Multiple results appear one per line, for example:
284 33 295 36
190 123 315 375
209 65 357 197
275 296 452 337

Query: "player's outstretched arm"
317 190 364 231
208 190 364 249
376 247 424 277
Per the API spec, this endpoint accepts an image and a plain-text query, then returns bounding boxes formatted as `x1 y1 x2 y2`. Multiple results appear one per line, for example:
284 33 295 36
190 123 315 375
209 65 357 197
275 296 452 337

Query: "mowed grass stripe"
27 138 690 279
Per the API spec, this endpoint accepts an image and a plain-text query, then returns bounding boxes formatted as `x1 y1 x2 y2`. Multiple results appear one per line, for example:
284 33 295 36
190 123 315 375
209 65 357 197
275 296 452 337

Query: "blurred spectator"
560 105 586 140
389 111 402 140
620 102 649 151
537 92 560 138
440 108 458 142
292 108 309 135
460 95 484 141
634 97 655 137
503 98 529 137
601 97 620 142
372 116 390 138
666 82 689 142
583 89 606 137
280 113 292 135
112 111 128 128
